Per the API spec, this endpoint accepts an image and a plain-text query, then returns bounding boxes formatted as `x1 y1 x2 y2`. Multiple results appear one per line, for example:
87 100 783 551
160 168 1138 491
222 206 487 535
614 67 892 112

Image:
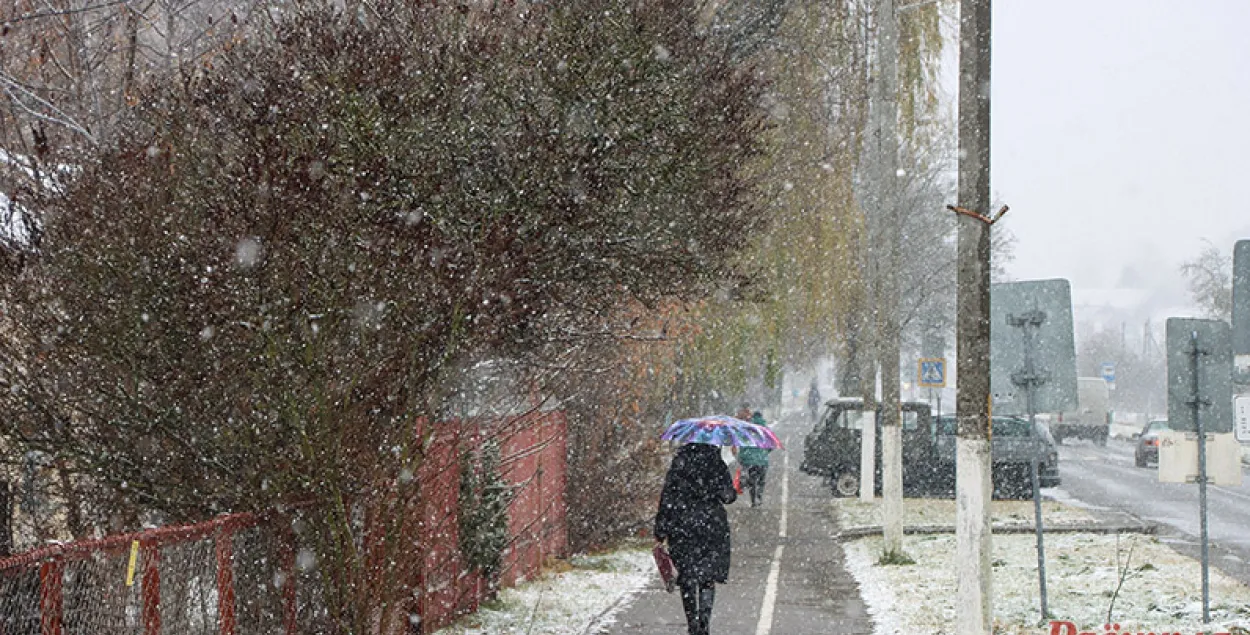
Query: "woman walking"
654 442 737 635
739 411 773 507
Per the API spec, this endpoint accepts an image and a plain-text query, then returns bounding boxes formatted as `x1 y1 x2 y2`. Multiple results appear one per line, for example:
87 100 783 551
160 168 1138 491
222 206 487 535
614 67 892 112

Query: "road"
606 413 873 635
1053 436 1250 583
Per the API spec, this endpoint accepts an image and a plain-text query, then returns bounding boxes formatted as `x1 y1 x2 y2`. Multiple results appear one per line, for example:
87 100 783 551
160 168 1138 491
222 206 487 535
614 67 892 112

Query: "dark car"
1134 419 1169 467
933 415 1061 498
800 399 942 497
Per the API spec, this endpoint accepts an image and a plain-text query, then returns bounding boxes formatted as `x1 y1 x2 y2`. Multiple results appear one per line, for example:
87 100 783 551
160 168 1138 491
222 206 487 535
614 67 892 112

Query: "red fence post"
536 449 545 568
215 529 237 635
141 543 161 635
38 558 63 635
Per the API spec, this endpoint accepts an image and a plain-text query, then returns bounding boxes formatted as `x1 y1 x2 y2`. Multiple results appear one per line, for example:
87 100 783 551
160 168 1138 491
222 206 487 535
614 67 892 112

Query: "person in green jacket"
739 411 773 507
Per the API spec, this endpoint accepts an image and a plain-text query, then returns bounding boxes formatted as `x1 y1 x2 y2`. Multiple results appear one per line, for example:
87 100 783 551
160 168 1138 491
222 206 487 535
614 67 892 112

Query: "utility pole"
873 0 905 557
955 1 994 633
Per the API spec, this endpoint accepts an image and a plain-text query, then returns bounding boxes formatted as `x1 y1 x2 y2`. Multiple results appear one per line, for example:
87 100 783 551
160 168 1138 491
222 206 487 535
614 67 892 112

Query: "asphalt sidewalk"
605 413 874 635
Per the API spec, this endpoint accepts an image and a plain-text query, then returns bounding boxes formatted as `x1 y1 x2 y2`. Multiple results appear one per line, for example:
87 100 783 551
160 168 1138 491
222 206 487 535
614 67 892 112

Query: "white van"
1050 377 1110 445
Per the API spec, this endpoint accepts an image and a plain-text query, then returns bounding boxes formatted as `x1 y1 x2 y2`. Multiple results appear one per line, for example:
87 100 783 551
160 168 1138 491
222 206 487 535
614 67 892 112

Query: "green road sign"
1166 318 1234 434
1234 240 1249 357
990 279 1078 416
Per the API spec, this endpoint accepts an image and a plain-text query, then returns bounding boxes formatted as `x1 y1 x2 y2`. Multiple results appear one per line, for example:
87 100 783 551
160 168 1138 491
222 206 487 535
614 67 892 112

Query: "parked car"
800 398 942 497
1134 419 1170 467
932 415 1061 498
801 399 1060 499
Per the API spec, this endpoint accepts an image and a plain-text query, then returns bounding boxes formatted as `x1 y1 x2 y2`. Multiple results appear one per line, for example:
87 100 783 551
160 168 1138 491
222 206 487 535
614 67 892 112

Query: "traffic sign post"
918 358 946 417
1101 362 1116 391
1165 317 1236 626
918 358 946 388
1006 308 1051 620
993 278 1079 623
921 331 947 416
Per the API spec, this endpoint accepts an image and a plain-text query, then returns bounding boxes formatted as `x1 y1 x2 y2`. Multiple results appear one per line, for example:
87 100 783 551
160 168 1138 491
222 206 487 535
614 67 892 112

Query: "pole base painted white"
860 412 877 502
956 436 993 635
881 424 904 554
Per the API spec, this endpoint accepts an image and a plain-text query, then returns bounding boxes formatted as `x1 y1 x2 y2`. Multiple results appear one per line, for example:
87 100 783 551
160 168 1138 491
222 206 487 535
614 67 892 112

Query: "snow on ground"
835 497 1098 530
433 546 652 635
839 499 1250 634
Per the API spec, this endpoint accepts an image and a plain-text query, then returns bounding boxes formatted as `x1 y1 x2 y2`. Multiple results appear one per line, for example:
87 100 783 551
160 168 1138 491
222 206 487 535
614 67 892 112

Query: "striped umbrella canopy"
661 415 783 450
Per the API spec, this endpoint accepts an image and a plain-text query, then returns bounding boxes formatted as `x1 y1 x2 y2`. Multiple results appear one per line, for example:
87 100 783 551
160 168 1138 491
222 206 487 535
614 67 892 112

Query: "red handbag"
653 543 677 593
733 466 743 495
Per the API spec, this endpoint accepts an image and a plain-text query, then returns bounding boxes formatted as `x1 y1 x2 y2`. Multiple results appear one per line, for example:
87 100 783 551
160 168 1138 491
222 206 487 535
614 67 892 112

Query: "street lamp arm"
946 204 1009 225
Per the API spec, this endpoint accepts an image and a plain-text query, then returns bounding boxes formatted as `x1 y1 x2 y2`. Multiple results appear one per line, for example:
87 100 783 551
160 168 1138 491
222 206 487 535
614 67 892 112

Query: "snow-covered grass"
432 546 652 635
843 520 1250 634
835 497 1098 530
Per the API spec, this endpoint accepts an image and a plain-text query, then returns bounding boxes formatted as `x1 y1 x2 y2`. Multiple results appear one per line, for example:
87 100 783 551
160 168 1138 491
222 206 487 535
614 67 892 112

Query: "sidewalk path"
605 413 874 635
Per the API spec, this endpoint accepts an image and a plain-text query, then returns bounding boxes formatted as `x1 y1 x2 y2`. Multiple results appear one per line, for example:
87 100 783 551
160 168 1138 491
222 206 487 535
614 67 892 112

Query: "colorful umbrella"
661 415 783 450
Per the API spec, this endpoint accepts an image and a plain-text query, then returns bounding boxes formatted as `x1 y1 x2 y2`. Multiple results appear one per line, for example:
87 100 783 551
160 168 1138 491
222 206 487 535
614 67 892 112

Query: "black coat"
653 443 736 584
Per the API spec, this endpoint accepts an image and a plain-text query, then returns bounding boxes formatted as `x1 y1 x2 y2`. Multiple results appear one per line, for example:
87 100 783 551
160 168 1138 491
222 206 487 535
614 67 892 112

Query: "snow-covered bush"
0 0 765 629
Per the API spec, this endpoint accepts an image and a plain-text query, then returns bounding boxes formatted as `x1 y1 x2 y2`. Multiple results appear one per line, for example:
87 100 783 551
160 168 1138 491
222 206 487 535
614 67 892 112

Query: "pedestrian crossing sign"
918 358 946 388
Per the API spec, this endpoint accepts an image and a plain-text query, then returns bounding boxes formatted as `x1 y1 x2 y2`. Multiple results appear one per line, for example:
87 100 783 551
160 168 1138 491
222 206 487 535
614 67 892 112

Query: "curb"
835 522 1159 540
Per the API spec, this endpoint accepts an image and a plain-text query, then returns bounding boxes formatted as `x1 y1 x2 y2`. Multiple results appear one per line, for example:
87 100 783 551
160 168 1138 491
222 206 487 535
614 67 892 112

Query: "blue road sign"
918 358 946 388
1101 362 1116 384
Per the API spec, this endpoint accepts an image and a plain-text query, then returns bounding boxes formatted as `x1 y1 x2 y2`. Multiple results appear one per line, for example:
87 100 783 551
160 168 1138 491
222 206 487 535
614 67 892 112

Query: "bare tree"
1180 240 1233 321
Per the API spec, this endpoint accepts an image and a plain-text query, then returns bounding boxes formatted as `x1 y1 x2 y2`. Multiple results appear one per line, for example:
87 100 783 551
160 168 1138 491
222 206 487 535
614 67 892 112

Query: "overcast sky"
980 1 1250 295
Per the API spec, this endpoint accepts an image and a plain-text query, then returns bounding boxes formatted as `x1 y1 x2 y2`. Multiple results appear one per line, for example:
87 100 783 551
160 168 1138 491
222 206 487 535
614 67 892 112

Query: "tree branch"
0 74 98 144
2 0 127 26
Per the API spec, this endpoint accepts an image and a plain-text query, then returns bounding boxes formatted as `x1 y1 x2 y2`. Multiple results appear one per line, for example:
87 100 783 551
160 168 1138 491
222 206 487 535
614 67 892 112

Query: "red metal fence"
0 410 567 635
0 512 294 635
415 409 568 632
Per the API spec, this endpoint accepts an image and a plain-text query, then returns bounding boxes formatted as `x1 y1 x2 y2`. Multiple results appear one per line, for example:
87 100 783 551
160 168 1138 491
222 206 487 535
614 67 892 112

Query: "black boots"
697 584 715 633
680 581 716 634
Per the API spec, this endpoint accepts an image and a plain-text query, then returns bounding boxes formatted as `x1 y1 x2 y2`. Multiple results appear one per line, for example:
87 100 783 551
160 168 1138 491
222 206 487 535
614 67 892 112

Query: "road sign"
1100 365 1120 390
1166 318 1234 434
1234 240 1249 356
1236 396 1250 443
918 358 946 388
1234 240 1250 377
990 279 1079 416
1164 318 1236 627
1158 431 1243 486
